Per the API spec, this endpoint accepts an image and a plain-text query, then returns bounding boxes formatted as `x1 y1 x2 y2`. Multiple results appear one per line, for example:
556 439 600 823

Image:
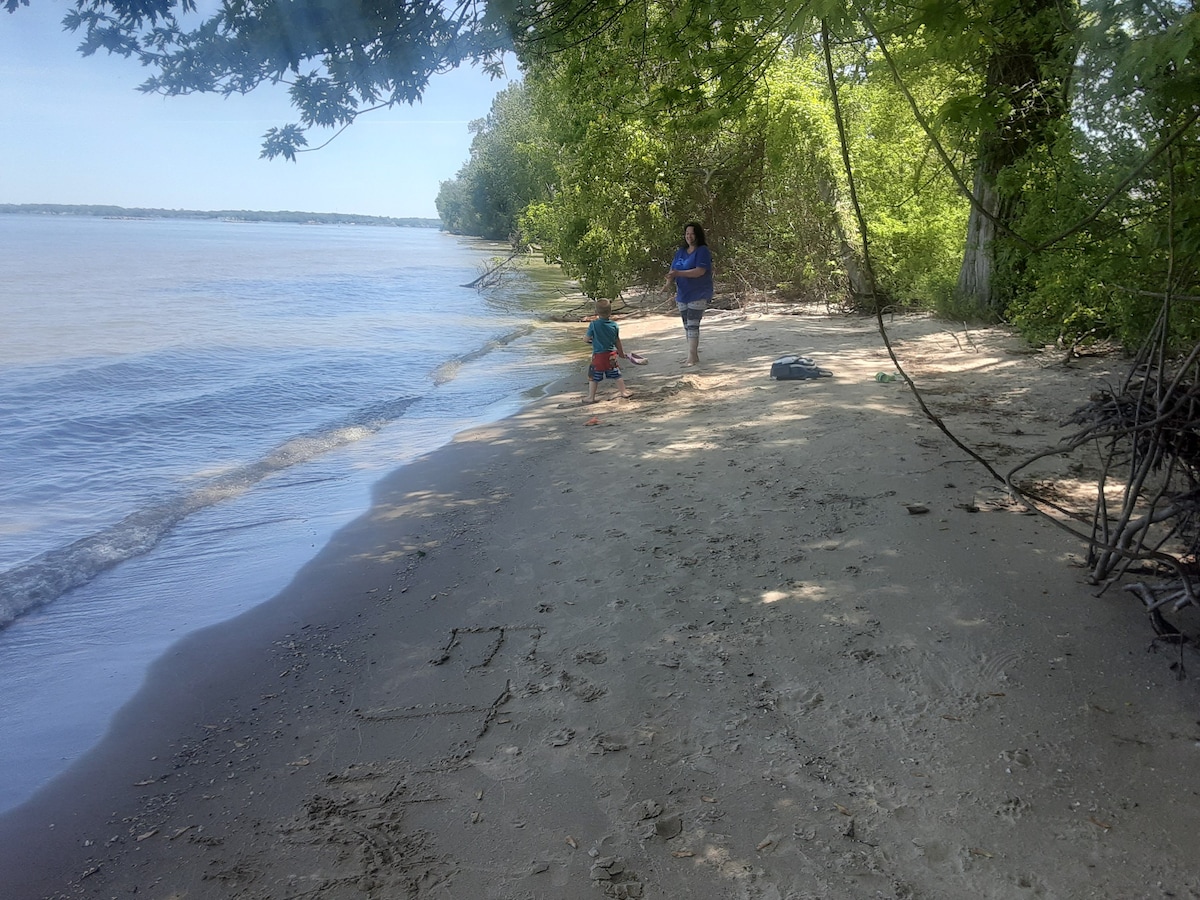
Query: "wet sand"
2 312 1198 900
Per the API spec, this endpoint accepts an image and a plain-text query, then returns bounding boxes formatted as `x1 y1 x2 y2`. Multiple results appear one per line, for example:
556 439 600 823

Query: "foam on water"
0 215 580 812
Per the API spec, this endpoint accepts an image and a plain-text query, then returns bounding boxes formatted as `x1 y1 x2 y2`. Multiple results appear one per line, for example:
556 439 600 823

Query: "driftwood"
462 250 523 289
1008 299 1200 653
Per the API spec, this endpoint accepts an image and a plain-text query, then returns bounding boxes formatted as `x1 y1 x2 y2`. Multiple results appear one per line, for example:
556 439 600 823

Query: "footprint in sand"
591 733 629 753
631 799 662 820
589 857 644 899
776 685 825 716
995 794 1031 822
629 799 683 841
979 648 1022 685
557 669 607 702
999 748 1034 772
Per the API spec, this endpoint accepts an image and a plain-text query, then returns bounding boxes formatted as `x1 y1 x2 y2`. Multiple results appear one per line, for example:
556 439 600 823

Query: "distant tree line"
0 204 440 229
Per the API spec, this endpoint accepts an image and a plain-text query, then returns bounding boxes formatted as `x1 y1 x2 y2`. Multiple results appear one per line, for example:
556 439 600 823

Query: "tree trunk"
953 0 1077 318
955 171 1003 315
839 233 877 304
818 172 877 306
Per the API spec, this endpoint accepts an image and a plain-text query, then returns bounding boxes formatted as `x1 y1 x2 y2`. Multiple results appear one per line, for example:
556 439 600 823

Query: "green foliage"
39 0 512 159
21 0 1200 349
442 18 969 307
515 102 678 297
1001 0 1200 349
437 82 553 241
842 49 970 303
1002 139 1200 350
712 54 845 298
260 125 307 162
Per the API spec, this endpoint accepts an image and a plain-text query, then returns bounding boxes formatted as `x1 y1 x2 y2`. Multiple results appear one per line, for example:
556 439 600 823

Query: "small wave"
0 395 418 631
431 326 534 386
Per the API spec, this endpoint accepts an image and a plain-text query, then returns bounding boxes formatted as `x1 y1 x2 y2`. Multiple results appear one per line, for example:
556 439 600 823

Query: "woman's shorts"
678 299 709 333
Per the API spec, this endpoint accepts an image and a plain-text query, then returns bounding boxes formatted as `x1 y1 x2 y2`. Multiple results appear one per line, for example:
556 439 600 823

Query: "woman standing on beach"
663 222 714 367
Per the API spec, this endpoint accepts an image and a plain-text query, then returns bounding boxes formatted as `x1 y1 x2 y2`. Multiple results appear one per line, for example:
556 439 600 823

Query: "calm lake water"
0 214 579 813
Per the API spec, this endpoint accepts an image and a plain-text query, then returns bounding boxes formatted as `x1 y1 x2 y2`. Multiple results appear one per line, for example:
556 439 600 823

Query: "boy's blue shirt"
587 317 620 352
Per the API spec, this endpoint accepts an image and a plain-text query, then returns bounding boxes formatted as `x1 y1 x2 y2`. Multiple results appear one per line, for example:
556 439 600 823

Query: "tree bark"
955 171 1002 315
818 172 877 305
953 0 1077 318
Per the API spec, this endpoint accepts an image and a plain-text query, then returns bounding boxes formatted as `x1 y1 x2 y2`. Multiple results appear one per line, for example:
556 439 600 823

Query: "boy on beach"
585 299 631 403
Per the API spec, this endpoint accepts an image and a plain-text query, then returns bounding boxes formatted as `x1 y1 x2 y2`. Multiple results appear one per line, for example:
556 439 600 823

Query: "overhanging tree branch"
822 18 1006 486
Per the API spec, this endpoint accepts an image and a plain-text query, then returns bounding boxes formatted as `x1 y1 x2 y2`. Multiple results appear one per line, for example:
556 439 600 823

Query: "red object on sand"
584 417 601 426
627 352 648 366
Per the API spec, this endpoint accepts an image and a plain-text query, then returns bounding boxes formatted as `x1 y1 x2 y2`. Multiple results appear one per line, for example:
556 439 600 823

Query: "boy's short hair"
595 299 612 317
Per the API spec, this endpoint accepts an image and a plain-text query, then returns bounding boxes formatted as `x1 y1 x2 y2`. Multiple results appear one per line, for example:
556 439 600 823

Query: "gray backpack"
770 354 832 380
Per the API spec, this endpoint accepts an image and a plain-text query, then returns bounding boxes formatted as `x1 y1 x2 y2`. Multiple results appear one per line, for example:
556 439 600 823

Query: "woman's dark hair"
681 221 707 247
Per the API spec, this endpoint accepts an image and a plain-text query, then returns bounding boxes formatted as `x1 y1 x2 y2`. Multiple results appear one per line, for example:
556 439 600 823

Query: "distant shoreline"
0 203 441 229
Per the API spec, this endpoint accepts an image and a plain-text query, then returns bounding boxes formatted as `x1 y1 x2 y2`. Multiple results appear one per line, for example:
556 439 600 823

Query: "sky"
0 3 517 218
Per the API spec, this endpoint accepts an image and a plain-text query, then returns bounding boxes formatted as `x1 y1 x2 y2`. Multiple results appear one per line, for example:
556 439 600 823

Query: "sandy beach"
1 310 1197 900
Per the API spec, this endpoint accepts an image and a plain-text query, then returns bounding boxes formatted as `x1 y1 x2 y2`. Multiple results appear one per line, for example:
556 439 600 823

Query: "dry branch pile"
1064 370 1200 636
1004 287 1200 657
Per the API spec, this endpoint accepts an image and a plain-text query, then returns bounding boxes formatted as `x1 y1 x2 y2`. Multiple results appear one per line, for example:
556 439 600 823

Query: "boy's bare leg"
617 376 631 398
586 378 599 403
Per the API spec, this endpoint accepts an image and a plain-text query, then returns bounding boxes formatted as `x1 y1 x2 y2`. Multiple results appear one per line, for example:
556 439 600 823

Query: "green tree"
945 0 1079 317
437 82 549 240
505 11 968 306
1004 0 1200 347
516 80 678 298
507 0 1069 313
440 12 968 306
717 49 872 302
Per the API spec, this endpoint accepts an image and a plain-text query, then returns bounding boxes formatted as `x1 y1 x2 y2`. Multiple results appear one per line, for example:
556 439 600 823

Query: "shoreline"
2 311 1198 900
0 426 526 895
0 294 581 815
